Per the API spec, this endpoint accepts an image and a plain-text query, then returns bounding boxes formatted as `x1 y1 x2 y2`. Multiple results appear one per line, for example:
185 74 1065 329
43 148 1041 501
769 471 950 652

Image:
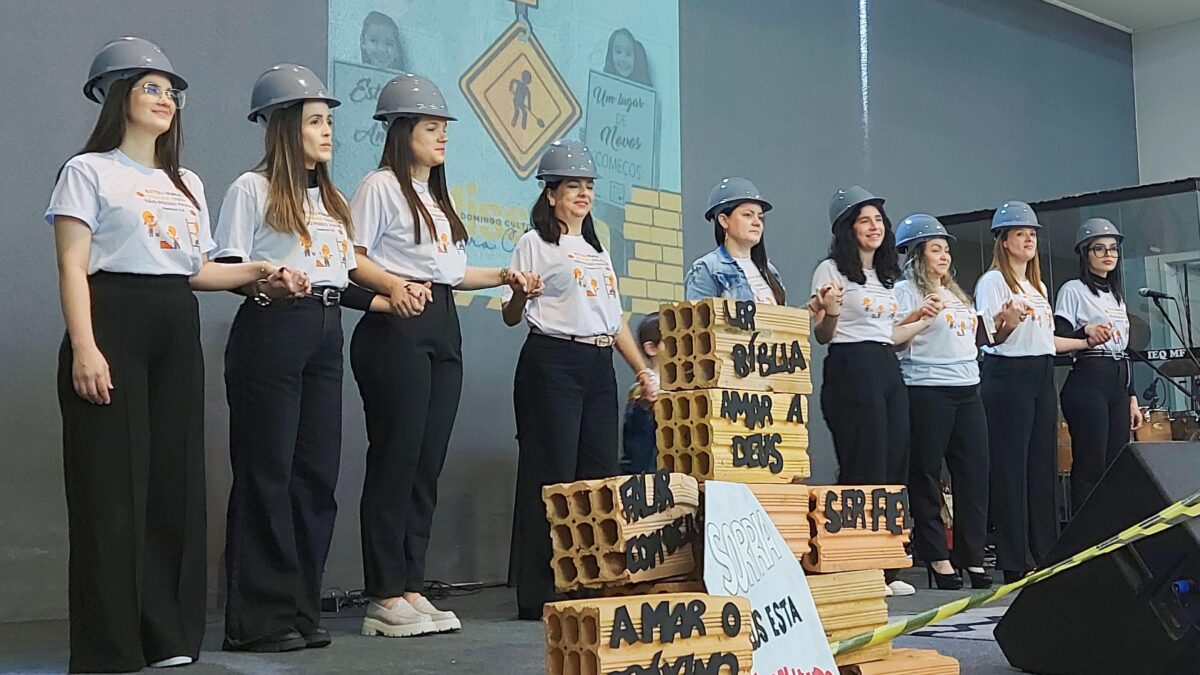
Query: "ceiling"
1043 0 1200 32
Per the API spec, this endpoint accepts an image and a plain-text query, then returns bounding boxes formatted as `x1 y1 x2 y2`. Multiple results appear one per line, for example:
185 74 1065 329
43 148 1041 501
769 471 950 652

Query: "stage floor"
0 568 1019 674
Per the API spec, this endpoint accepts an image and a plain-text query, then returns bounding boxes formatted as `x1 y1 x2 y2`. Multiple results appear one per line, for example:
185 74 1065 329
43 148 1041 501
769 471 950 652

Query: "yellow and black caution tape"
829 486 1200 656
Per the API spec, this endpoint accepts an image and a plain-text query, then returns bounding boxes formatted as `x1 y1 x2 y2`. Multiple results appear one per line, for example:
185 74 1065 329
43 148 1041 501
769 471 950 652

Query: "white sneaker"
886 579 916 597
410 595 462 632
362 599 438 637
149 656 193 668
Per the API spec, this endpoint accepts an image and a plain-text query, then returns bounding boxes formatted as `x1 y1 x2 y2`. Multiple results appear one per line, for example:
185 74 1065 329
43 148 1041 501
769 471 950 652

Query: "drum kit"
1129 311 1200 441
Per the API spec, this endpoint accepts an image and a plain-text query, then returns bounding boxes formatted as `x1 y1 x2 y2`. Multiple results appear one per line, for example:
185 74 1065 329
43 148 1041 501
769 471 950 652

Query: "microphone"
1139 287 1175 300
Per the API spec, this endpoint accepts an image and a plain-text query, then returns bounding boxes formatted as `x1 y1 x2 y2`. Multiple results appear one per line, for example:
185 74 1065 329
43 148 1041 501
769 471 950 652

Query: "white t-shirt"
45 149 214 275
1055 279 1128 354
501 231 623 337
733 257 777 305
809 259 897 345
350 169 467 286
894 281 980 386
212 172 356 289
975 270 1055 357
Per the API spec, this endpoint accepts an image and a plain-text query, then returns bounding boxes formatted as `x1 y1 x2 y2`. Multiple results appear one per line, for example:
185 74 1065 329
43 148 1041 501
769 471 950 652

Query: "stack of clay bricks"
542 472 701 592
544 593 754 675
651 297 957 674
542 471 755 673
655 299 812 485
621 187 685 316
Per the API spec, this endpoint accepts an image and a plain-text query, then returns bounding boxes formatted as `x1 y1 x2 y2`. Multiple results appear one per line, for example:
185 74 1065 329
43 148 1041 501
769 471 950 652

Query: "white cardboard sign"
704 481 840 675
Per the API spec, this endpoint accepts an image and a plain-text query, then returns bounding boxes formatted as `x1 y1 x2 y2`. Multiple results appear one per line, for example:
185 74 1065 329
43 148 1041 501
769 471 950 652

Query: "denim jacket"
684 246 786 302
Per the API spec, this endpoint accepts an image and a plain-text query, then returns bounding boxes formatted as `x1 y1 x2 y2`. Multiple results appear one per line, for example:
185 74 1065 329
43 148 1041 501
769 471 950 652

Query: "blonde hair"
903 240 972 304
989 229 1044 297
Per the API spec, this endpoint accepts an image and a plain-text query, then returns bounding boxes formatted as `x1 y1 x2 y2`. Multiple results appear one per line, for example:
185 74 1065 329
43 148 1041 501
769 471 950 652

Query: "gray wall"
1 0 1139 622
679 0 1139 483
1134 17 1200 183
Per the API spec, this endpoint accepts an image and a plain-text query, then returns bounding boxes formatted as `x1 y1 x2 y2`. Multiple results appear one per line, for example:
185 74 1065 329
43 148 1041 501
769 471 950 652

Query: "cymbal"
1128 314 1151 352
1159 358 1200 378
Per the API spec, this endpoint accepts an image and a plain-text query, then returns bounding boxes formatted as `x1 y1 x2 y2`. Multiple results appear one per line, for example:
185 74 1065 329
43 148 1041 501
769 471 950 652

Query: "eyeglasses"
1088 244 1121 257
140 82 186 109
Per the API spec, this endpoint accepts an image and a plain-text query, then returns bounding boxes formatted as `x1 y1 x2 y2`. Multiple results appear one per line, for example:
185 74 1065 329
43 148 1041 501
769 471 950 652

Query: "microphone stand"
1129 348 1199 405
1150 295 1200 403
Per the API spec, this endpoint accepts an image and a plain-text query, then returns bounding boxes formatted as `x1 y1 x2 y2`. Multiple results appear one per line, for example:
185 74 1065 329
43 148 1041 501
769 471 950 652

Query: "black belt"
1075 350 1128 361
308 287 342 306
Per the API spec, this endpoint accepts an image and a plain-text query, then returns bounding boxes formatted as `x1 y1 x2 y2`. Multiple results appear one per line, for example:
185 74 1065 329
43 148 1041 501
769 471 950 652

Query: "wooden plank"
843 648 959 674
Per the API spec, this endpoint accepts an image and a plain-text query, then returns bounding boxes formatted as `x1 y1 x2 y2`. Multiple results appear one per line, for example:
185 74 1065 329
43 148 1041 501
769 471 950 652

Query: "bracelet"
499 267 511 284
826 313 840 317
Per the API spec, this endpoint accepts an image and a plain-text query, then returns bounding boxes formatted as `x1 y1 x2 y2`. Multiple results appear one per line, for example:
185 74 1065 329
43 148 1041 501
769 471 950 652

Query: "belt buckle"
314 287 339 306
595 335 614 347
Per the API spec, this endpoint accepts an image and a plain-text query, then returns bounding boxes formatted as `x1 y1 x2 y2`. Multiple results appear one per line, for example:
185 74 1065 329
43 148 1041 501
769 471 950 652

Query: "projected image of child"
360 10 404 71
603 28 652 87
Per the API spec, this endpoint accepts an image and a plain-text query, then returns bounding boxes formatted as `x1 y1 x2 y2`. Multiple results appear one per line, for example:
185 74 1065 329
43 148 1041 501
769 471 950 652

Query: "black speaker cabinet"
995 442 1200 674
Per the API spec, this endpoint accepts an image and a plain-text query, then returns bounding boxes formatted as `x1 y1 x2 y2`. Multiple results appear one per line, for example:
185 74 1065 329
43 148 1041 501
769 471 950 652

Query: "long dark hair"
713 202 785 304
257 102 353 238
530 179 603 252
378 115 467 245
828 203 901 288
1077 240 1125 304
62 75 199 209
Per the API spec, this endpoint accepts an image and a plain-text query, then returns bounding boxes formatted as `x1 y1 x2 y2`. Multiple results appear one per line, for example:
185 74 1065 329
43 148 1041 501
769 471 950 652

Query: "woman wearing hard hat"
213 64 386 653
503 139 657 620
893 214 991 591
1055 218 1142 514
684 176 786 304
46 38 307 672
976 201 1101 584
809 186 938 597
348 74 541 638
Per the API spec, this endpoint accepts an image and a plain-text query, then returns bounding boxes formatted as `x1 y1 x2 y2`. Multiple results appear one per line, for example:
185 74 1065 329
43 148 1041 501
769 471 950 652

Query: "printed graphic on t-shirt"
568 250 617 301
308 214 352 270
1021 294 1054 328
945 309 978 337
1104 306 1128 350
860 295 898 320
135 188 201 254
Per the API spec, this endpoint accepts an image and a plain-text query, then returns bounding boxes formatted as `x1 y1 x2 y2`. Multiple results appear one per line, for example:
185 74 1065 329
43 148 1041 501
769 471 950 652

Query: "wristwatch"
252 279 272 307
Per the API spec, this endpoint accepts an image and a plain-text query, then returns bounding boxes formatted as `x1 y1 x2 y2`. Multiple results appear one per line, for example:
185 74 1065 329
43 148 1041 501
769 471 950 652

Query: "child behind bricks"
620 313 662 473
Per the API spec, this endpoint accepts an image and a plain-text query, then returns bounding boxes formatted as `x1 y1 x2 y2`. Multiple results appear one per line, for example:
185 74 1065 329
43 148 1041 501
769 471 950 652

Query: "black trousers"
821 343 911 484
58 273 206 673
511 334 619 615
821 342 910 583
981 354 1057 573
1060 357 1131 513
222 298 343 643
908 385 990 568
352 284 463 598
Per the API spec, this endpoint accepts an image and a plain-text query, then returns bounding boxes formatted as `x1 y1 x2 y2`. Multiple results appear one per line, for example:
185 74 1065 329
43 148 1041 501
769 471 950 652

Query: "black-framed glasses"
140 82 186 109
1088 244 1120 257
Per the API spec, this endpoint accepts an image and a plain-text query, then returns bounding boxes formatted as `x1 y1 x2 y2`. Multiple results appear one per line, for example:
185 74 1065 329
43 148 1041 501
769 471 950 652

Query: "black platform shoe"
926 565 964 590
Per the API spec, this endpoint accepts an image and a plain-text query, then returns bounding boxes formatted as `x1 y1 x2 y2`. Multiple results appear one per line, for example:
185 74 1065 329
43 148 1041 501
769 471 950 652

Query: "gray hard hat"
1074 217 1123 250
991 200 1041 235
373 73 456 122
84 36 187 103
248 64 340 124
535 139 597 181
704 177 772 222
829 185 885 231
895 213 955 252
